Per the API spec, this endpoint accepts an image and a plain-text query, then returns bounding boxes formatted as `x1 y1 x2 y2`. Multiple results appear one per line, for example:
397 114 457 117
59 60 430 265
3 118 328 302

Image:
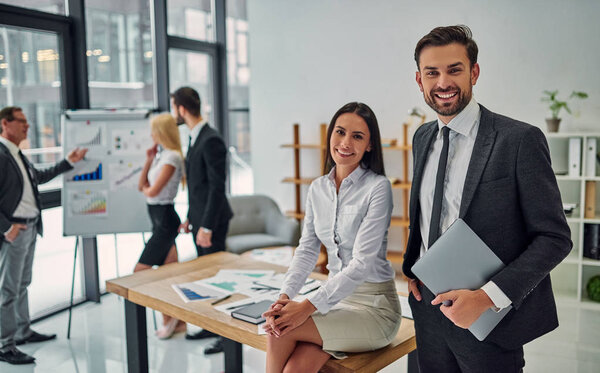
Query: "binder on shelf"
585 181 596 219
585 138 597 177
568 137 581 177
583 224 600 260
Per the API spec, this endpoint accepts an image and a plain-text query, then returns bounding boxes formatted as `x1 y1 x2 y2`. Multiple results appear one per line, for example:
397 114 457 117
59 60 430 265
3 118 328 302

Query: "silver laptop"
411 218 512 341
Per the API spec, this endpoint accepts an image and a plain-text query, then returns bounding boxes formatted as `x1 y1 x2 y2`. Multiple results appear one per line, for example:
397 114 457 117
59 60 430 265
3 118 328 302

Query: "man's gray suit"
0 142 72 349
403 105 572 363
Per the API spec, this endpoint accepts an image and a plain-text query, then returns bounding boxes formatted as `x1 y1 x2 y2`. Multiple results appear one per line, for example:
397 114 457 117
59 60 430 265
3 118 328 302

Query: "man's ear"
416 71 424 92
471 63 480 86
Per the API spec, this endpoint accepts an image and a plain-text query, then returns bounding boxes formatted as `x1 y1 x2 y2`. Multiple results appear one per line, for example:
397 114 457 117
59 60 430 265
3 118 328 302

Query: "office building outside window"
167 0 215 42
0 0 66 15
0 26 62 169
85 0 154 109
227 0 252 194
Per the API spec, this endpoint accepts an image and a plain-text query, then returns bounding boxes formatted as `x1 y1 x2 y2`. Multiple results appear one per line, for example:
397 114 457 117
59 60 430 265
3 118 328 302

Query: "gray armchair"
226 194 301 254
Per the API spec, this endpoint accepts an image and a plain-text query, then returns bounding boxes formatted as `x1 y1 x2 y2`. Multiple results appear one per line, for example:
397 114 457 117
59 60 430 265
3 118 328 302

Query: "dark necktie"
18 150 33 178
428 126 450 247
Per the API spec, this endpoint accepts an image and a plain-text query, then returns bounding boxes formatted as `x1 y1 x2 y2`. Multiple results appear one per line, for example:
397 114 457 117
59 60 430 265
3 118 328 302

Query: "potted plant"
541 90 588 132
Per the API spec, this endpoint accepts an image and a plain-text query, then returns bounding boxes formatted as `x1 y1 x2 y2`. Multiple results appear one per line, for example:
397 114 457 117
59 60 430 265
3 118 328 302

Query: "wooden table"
106 251 417 373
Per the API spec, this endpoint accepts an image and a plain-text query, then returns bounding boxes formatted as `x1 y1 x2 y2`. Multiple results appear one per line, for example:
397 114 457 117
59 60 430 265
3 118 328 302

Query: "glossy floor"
2 292 599 372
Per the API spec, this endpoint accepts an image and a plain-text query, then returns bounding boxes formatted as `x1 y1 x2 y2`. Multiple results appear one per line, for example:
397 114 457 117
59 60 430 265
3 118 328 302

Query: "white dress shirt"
146 149 184 205
0 136 39 219
188 118 208 148
418 99 511 310
280 166 395 314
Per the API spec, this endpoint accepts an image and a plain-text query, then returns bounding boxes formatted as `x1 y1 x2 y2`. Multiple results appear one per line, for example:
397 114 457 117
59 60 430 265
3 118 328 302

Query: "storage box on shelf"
547 132 600 307
281 123 413 270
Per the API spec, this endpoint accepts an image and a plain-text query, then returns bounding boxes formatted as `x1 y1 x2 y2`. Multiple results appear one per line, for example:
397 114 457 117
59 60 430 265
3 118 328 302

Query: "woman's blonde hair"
150 113 186 187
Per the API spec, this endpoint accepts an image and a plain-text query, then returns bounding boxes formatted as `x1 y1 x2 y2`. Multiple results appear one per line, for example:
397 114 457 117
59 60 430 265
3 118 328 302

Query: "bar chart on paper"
69 190 108 216
70 163 103 181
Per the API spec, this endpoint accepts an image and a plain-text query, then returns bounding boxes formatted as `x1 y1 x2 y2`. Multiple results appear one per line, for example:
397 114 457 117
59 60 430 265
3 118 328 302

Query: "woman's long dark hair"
323 102 385 176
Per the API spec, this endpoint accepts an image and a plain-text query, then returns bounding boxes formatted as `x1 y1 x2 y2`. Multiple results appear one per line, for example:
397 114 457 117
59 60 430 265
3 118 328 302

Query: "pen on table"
211 295 232 305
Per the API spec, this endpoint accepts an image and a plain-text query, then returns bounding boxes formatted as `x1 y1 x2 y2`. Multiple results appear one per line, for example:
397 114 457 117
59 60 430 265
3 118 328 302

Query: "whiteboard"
61 109 153 236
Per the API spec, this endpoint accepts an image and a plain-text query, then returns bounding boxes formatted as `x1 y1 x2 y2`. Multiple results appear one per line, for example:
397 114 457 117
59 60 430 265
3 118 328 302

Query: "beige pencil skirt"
311 279 401 359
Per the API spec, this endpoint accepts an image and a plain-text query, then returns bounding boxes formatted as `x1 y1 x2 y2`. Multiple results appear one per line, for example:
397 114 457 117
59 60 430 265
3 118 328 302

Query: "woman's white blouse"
146 148 183 205
280 166 395 314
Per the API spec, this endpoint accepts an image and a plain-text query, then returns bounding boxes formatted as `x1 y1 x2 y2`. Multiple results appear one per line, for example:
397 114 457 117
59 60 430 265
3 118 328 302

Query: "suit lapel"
186 124 208 162
410 122 438 219
459 105 497 218
0 142 25 187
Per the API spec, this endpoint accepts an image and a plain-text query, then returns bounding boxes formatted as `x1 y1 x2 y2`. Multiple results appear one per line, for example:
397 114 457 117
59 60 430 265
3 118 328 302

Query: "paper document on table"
171 281 231 303
249 247 294 266
252 273 322 296
198 269 276 297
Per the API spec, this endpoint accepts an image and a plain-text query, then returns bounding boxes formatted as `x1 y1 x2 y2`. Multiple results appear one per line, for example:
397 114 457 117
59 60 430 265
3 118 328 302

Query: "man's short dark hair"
0 106 23 134
170 87 201 117
414 25 478 70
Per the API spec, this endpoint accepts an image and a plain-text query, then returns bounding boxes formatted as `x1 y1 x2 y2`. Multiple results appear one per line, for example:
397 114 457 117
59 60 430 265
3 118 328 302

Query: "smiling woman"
263 102 400 373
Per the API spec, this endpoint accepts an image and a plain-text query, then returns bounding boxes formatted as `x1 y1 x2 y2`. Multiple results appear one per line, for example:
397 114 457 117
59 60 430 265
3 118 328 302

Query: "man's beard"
175 113 185 125
424 86 472 118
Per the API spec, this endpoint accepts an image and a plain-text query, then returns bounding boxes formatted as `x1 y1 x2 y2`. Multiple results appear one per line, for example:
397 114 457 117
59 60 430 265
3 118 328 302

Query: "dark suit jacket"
402 105 572 349
185 124 233 230
0 141 73 238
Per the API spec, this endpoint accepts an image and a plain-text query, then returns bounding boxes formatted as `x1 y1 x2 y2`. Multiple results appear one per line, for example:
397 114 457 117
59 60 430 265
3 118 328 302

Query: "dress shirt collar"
436 98 480 139
327 165 369 186
189 118 208 146
0 136 20 156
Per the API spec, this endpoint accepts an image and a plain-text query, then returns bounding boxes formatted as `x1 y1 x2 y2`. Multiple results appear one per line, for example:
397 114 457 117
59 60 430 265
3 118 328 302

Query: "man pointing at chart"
0 106 87 365
402 26 571 372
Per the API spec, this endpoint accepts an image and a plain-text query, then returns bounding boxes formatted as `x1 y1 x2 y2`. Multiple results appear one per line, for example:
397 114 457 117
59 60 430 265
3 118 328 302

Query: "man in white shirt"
403 26 571 372
0 106 87 365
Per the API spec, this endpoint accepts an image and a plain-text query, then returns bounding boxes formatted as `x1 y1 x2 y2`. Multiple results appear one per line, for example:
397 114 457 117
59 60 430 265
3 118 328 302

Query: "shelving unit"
547 132 600 308
281 122 415 268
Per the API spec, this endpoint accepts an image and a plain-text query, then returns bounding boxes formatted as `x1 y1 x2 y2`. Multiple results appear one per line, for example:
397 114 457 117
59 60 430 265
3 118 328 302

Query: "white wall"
248 0 600 220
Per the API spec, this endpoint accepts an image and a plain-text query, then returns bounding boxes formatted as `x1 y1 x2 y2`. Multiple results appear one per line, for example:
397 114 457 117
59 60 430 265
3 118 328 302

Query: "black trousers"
409 283 525 373
191 218 230 257
138 204 181 266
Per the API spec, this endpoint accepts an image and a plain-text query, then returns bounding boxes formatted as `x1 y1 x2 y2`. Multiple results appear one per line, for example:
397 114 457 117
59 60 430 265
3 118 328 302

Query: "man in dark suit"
0 106 87 365
170 87 233 353
403 26 572 372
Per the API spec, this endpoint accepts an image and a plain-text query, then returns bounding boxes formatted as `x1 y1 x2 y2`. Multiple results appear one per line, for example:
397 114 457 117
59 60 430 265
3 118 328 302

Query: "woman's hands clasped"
262 294 317 337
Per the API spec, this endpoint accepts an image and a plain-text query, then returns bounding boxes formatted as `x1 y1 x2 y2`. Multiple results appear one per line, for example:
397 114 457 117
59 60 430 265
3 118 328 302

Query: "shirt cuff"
65 157 75 167
481 281 512 312
307 289 330 314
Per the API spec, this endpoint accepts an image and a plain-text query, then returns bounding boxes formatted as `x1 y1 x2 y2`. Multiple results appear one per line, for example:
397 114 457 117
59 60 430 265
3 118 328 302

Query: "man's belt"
11 216 39 224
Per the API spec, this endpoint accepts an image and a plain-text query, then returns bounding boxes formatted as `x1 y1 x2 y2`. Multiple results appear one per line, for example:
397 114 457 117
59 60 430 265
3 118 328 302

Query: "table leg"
222 337 243 373
124 300 148 373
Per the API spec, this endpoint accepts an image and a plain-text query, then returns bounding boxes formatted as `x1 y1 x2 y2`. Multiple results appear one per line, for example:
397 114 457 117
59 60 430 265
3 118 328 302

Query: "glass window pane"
229 111 253 194
0 0 66 15
167 0 214 42
168 49 215 131
29 207 83 318
226 0 252 195
0 26 63 190
85 0 154 108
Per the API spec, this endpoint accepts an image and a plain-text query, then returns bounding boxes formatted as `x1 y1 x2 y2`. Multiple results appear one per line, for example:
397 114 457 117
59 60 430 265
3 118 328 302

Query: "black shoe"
185 329 218 340
0 347 35 365
15 331 57 345
204 339 224 355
